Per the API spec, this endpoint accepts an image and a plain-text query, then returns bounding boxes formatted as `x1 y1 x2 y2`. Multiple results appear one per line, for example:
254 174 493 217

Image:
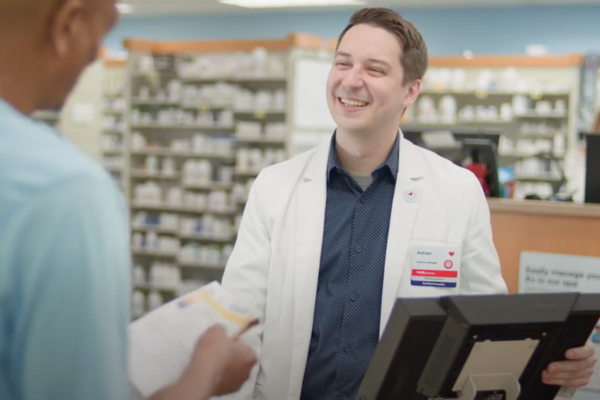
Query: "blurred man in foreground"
0 1 256 400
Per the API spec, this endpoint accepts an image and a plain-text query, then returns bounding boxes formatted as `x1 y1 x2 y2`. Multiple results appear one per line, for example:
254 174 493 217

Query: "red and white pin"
403 186 418 203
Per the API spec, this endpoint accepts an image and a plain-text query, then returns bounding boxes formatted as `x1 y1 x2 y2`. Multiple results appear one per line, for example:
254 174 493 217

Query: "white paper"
128 281 256 398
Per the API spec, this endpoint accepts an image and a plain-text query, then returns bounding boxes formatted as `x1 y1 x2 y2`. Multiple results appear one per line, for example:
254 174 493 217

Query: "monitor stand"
437 374 520 400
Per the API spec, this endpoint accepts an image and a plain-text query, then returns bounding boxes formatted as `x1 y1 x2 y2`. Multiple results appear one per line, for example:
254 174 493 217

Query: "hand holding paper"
129 281 259 399
182 324 257 397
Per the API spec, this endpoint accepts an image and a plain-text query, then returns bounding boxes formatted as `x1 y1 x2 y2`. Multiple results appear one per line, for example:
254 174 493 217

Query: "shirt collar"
327 130 400 182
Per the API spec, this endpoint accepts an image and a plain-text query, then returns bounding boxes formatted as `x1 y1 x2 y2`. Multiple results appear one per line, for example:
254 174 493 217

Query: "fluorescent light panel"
220 0 364 8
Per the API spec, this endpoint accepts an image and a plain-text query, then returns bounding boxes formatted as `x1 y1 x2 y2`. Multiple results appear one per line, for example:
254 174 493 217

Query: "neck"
335 126 398 176
0 44 45 115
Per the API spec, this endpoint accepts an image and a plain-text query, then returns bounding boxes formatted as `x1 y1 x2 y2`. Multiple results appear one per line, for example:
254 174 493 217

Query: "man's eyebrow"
335 51 352 58
335 51 391 68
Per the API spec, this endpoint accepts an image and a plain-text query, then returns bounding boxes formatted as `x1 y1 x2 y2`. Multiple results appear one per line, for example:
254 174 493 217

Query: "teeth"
341 98 368 107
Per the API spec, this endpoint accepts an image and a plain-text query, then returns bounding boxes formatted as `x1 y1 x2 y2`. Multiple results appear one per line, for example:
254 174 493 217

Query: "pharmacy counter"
488 199 600 293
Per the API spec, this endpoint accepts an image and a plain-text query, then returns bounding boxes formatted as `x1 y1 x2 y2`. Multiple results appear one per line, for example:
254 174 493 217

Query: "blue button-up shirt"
300 133 399 400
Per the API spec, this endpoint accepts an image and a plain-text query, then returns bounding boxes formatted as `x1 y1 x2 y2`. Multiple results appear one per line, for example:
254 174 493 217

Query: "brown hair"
336 8 428 85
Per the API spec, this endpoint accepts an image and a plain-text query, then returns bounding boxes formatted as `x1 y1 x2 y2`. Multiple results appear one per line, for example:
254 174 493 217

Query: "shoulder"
260 145 322 179
251 144 323 191
0 113 121 231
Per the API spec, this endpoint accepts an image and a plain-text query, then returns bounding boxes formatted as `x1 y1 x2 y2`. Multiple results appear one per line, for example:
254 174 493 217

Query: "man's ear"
48 0 85 56
402 79 422 109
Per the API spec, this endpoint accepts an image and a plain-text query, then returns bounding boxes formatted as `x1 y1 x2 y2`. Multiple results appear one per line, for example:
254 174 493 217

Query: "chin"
335 120 371 135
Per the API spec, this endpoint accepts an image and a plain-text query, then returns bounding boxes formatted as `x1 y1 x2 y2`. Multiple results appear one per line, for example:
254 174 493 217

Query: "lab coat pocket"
403 240 463 296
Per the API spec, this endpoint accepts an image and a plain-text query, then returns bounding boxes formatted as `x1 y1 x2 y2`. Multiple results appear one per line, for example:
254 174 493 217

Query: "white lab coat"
220 132 508 400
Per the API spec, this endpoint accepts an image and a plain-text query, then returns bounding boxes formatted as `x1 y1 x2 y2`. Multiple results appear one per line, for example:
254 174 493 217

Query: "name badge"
410 245 461 288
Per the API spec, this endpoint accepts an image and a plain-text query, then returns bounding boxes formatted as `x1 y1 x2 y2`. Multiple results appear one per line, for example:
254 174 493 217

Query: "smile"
338 97 369 107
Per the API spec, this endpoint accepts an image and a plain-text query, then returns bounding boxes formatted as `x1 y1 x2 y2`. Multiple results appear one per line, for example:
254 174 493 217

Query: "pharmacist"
221 7 596 400
0 2 255 400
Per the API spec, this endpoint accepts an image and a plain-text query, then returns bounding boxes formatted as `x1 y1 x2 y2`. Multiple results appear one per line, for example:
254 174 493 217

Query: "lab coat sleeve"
459 175 508 295
219 172 272 400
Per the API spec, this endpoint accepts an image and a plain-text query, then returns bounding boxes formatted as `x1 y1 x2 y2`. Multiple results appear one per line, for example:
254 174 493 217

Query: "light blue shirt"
0 98 131 400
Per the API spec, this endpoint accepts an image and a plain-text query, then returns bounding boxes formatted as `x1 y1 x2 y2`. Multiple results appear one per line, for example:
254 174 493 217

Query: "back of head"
337 7 429 84
0 0 119 114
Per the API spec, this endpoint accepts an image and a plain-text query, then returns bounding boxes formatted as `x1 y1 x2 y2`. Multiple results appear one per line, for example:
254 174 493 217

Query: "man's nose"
341 67 365 89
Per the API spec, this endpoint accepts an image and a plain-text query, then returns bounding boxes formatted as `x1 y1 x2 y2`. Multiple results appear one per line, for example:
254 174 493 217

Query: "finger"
546 357 597 373
196 324 227 347
542 377 591 388
231 318 258 340
542 368 594 381
233 341 257 365
542 367 594 388
565 343 595 360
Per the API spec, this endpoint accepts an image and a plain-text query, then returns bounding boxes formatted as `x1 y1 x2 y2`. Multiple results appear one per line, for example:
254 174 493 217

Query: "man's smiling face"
327 23 418 136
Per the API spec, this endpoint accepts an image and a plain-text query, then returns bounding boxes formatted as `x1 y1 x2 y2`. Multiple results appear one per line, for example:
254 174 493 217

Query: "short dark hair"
337 7 429 84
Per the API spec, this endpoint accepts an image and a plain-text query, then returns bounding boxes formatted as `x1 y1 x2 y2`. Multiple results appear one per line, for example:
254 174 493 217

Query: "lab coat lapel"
289 139 331 396
379 134 425 335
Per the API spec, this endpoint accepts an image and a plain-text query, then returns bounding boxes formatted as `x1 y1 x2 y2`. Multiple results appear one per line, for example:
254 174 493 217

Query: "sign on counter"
518 251 600 392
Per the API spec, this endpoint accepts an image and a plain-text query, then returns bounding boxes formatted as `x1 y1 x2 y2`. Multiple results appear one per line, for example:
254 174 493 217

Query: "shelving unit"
123 34 336 318
402 54 583 200
31 109 62 130
100 58 128 191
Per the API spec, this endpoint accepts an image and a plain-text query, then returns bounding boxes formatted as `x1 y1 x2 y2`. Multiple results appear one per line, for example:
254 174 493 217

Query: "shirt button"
355 245 362 253
349 293 358 302
359 197 366 204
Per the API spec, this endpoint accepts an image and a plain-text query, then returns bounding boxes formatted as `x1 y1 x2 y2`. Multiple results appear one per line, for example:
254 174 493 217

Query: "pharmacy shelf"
134 284 178 293
101 58 128 192
514 175 563 182
405 58 582 198
32 110 61 121
178 234 234 244
183 183 234 191
132 249 178 258
131 124 235 131
123 33 336 317
130 171 182 180
132 226 179 235
31 109 62 133
179 262 225 270
131 149 234 159
131 202 236 216
235 137 286 145
420 90 570 97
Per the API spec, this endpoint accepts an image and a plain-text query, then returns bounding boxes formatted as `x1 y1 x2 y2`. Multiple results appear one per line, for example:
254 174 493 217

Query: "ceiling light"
220 0 364 8
116 2 134 14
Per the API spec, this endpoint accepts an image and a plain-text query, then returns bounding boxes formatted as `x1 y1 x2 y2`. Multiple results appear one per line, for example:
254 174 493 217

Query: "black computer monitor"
584 133 600 204
401 126 502 198
401 125 501 149
356 292 600 400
